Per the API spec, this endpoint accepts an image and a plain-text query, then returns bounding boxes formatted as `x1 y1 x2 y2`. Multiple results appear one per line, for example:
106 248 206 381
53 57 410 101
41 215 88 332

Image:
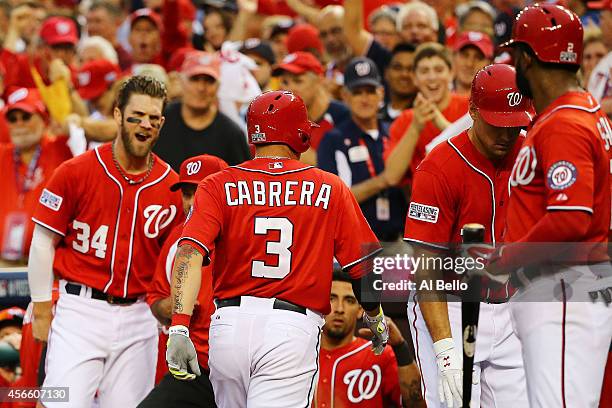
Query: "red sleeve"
381 347 402 407
162 0 189 63
31 162 77 236
333 181 382 278
539 123 597 213
384 110 413 162
403 164 455 249
179 176 224 262
147 227 181 306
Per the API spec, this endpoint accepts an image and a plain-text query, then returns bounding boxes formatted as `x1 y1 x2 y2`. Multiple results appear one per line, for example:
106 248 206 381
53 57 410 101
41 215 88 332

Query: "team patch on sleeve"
546 161 577 190
408 202 439 223
39 188 63 211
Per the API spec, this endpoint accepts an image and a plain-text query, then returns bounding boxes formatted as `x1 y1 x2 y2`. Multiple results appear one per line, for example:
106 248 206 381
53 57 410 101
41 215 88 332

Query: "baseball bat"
461 223 485 408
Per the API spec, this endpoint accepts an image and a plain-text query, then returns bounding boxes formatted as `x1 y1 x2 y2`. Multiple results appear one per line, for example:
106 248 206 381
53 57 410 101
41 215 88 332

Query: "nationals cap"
76 59 122 101
181 51 221 80
272 52 323 76
454 31 494 59
471 64 535 127
40 16 78 46
170 154 229 191
5 88 47 117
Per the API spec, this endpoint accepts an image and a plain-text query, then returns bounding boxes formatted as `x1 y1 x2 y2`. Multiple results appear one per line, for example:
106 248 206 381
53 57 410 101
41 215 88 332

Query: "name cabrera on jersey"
32 144 184 298
224 179 331 209
179 159 381 315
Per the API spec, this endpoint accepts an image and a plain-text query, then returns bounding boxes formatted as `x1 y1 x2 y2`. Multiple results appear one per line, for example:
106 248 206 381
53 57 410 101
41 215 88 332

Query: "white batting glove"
166 325 201 381
362 305 389 355
434 338 463 408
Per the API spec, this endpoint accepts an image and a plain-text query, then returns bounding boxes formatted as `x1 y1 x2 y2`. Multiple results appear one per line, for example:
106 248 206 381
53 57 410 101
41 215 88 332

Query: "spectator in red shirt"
129 9 163 66
0 88 72 263
384 42 469 188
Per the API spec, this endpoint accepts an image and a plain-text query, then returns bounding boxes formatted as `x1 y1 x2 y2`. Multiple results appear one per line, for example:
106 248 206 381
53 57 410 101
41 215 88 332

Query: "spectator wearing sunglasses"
0 88 72 265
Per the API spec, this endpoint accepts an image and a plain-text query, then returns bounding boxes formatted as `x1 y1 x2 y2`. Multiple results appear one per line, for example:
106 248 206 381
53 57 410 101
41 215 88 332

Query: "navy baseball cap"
344 57 382 90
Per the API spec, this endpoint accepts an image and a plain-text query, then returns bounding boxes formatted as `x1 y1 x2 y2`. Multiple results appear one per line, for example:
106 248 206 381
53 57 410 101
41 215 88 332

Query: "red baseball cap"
471 64 535 127
181 51 221 80
170 154 228 191
76 60 122 101
130 8 163 31
286 24 323 55
587 0 612 10
272 52 323 76
454 31 494 59
4 88 47 117
40 16 78 46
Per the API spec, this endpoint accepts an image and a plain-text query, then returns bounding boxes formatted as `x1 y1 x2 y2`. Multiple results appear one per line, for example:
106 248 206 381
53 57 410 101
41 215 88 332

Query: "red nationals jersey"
180 158 381 315
32 143 184 298
313 338 401 408
147 224 215 369
506 92 611 261
404 131 521 297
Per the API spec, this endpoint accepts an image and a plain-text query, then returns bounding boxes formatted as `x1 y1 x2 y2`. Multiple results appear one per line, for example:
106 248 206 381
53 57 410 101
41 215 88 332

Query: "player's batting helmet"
247 90 318 154
501 4 583 66
471 64 535 127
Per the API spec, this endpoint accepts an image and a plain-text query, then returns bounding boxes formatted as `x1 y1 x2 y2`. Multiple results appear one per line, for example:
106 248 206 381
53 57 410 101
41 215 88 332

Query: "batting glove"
362 305 389 355
434 338 463 408
166 325 201 381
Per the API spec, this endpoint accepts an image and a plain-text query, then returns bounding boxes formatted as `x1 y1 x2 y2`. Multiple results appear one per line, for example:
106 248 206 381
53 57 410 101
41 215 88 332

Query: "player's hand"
433 338 462 408
362 305 390 355
412 93 436 131
459 243 510 285
166 325 201 381
358 316 403 346
32 301 53 342
484 246 513 284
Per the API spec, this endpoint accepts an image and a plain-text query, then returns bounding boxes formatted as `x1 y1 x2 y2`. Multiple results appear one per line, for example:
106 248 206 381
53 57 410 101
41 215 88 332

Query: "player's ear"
468 103 478 120
357 307 364 320
113 107 122 125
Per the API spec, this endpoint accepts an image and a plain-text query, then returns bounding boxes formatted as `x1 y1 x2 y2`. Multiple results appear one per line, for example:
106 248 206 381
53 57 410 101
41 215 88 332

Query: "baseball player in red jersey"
166 90 389 408
487 4 612 407
139 154 227 408
27 76 183 408
313 270 408 408
404 64 534 408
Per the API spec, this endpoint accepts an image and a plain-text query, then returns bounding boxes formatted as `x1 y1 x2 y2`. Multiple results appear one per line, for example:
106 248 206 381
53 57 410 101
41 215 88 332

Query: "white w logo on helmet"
507 92 523 107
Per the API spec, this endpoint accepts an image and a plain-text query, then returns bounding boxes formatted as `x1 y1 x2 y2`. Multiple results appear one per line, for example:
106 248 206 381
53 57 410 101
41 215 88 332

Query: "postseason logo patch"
547 161 577 190
39 188 63 211
408 202 439 223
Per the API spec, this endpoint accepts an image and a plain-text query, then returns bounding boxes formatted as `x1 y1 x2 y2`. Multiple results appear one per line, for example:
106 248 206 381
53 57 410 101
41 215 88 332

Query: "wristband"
392 340 413 366
171 313 192 328
433 337 455 356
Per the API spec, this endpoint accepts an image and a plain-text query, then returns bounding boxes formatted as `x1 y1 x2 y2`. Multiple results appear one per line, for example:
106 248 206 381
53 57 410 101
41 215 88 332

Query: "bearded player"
404 64 533 408
487 4 612 407
166 90 389 408
27 76 183 407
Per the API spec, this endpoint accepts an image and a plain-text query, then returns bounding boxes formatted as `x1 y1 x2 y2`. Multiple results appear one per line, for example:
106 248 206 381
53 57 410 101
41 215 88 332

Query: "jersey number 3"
251 217 293 279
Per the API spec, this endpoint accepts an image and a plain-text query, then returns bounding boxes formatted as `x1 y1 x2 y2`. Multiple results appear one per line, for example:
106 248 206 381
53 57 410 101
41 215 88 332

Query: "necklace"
111 142 154 185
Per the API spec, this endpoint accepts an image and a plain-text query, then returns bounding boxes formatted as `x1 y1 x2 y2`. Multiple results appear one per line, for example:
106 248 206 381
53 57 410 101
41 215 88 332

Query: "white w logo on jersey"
343 364 382 403
510 146 537 188
143 205 177 238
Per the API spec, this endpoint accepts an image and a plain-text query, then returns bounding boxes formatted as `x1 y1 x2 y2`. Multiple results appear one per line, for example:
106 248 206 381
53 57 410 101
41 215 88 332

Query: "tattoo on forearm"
173 245 199 314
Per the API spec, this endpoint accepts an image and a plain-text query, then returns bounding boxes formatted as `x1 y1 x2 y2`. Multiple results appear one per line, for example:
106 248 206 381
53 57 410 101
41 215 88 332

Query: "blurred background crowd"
0 0 611 405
